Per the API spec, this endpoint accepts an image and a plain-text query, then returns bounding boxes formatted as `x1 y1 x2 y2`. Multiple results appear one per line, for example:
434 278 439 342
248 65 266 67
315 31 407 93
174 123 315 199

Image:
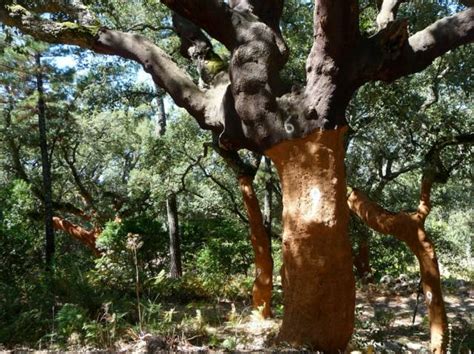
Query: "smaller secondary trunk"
352 216 374 283
167 193 182 278
238 175 273 318
266 127 355 351
263 157 273 236
156 94 183 279
354 237 372 282
348 179 448 352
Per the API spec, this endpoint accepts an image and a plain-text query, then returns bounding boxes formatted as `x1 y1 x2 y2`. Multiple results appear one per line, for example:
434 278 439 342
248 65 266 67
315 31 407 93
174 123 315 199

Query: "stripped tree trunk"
267 127 355 351
238 175 273 318
348 178 448 352
210 141 274 318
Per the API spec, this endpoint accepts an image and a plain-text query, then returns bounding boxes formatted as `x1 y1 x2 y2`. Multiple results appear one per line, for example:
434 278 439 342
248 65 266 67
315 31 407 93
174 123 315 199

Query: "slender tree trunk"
352 215 374 283
348 179 448 352
354 236 372 282
156 94 183 278
263 157 273 236
155 93 167 136
266 127 355 351
35 53 55 270
167 192 182 278
238 175 273 318
414 228 447 353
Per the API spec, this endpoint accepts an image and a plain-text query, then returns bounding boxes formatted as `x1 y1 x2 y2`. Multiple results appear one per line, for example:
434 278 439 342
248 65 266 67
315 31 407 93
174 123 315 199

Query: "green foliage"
182 218 252 277
281 0 313 85
55 304 88 343
92 219 167 292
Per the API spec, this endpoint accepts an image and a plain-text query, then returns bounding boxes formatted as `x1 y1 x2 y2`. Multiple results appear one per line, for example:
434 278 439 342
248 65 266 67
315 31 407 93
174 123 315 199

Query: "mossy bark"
266 127 355 351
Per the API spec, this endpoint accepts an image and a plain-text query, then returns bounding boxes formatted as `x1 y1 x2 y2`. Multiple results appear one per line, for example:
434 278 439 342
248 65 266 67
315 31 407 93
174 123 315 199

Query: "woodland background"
0 0 472 351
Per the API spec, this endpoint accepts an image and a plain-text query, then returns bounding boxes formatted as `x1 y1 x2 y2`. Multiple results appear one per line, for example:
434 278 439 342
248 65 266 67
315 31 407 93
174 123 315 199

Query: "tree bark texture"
166 193 182 279
238 175 273 318
155 93 167 136
266 127 355 351
35 53 55 270
348 180 448 352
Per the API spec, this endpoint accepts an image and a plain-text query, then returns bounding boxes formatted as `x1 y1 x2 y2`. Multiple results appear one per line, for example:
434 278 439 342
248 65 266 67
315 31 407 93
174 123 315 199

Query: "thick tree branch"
307 0 359 70
210 141 259 178
9 0 98 25
52 216 100 254
161 0 237 50
172 12 228 87
459 0 474 6
373 7 474 82
302 0 360 131
424 133 474 183
0 4 219 131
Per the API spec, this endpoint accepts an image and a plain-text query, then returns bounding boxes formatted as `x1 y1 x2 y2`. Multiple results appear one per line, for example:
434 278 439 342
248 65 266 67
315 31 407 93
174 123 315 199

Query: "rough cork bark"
266 127 355 351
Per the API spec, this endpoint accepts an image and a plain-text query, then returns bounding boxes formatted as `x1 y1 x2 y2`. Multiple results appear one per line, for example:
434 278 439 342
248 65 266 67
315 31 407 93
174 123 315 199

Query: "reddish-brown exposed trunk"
238 175 273 318
52 216 100 255
266 127 355 351
348 179 448 352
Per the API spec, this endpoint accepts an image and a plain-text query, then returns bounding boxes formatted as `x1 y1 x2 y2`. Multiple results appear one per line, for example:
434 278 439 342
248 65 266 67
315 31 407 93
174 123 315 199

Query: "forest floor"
1 281 472 353
116 280 473 353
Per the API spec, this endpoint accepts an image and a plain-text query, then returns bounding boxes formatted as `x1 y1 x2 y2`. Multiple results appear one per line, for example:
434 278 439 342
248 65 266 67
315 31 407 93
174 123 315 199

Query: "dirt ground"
119 281 473 353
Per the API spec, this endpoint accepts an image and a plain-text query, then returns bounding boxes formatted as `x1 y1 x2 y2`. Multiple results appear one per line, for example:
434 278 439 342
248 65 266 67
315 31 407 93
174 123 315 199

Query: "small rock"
380 275 393 284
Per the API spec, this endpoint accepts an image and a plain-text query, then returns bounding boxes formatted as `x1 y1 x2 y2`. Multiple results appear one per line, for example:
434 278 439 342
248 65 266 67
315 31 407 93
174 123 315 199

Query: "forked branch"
374 7 474 82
